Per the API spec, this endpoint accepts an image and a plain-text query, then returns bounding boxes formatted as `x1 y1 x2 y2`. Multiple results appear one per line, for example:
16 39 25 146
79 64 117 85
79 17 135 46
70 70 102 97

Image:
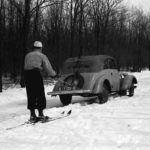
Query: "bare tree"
1 0 150 85
0 0 4 92
69 0 80 57
89 0 123 54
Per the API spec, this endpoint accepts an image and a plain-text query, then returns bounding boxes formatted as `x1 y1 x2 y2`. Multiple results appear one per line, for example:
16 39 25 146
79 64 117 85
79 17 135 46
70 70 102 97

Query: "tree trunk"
33 0 40 39
70 0 74 57
0 44 2 92
0 0 4 92
78 1 83 58
20 0 31 87
95 22 100 55
0 46 1 92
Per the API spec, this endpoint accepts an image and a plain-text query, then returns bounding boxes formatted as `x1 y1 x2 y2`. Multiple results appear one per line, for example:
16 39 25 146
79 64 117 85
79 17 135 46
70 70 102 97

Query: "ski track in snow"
0 71 150 150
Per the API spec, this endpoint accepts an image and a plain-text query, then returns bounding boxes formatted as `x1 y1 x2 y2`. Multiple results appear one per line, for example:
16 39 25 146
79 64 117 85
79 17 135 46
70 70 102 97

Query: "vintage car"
47 55 137 105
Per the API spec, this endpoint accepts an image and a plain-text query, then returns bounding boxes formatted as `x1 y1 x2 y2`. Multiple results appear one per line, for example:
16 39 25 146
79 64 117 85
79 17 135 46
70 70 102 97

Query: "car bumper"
47 89 92 96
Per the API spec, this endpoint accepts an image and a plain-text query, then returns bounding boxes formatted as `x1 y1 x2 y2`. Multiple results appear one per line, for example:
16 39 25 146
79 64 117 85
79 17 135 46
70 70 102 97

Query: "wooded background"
0 0 150 91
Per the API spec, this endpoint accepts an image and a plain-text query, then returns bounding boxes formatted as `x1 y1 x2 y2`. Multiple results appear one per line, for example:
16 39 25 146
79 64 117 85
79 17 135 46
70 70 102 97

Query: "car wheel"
98 85 109 104
128 84 134 97
119 90 127 96
59 95 72 106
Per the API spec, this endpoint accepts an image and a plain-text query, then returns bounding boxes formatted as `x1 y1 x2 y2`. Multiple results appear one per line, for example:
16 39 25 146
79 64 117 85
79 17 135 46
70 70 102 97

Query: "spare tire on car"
60 72 84 106
64 72 84 89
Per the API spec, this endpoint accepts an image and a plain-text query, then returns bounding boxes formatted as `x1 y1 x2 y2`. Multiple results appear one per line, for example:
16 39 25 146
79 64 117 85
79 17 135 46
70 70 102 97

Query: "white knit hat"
33 41 43 48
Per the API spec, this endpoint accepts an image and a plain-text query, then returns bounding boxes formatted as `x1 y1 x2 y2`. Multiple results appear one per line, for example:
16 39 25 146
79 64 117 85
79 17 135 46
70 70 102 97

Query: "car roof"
62 55 115 74
65 55 114 62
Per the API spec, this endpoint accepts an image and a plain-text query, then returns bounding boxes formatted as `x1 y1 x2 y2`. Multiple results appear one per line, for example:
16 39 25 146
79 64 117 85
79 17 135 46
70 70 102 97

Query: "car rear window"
61 59 103 74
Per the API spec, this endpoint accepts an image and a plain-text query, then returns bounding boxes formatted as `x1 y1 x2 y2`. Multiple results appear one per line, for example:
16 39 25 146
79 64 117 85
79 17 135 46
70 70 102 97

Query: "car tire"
98 85 109 104
128 84 134 97
119 90 127 96
59 95 72 106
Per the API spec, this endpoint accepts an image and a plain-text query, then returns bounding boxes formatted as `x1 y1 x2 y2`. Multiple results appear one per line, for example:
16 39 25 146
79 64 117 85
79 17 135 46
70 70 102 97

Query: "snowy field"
0 71 150 150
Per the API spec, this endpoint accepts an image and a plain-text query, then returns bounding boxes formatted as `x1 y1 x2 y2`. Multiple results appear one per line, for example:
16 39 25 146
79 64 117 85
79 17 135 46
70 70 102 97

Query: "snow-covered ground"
0 71 150 150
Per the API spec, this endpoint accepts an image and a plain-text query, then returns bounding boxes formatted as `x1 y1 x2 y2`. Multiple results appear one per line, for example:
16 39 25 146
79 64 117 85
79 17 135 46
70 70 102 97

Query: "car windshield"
61 59 103 74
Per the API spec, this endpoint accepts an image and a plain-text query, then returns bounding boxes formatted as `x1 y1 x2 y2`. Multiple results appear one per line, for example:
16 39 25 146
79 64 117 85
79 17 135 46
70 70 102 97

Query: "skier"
24 41 56 123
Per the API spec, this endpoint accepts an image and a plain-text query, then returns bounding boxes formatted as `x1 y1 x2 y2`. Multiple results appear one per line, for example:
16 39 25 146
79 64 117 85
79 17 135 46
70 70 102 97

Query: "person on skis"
24 41 56 123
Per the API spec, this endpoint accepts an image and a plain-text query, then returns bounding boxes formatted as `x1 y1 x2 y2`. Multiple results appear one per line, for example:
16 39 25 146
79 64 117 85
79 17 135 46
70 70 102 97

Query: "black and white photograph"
0 0 150 149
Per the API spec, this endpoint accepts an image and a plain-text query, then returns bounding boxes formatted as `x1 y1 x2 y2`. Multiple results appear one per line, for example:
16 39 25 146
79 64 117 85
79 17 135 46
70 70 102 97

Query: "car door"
103 59 114 90
107 58 120 91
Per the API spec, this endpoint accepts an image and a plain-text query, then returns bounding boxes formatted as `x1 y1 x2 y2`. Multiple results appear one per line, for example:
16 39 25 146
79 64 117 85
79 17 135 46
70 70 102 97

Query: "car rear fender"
92 76 111 94
120 75 137 90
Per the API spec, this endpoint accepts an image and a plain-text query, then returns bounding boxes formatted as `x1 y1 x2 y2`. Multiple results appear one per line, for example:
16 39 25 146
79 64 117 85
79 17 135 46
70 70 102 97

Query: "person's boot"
38 109 44 117
29 109 38 123
38 109 49 122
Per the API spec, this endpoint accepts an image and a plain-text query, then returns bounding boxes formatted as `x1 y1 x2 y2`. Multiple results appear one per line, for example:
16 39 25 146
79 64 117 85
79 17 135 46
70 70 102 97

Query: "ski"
39 110 72 123
6 109 72 130
6 120 37 130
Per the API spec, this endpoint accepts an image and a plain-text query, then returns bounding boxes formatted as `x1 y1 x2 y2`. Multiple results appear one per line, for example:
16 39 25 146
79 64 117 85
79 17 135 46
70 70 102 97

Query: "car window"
109 59 117 69
62 60 93 73
104 59 117 69
62 59 103 74
104 60 109 69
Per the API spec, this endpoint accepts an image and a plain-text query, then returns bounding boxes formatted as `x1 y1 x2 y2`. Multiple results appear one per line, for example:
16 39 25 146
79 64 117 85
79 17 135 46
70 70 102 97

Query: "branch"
8 0 24 16
30 0 69 15
30 0 49 14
